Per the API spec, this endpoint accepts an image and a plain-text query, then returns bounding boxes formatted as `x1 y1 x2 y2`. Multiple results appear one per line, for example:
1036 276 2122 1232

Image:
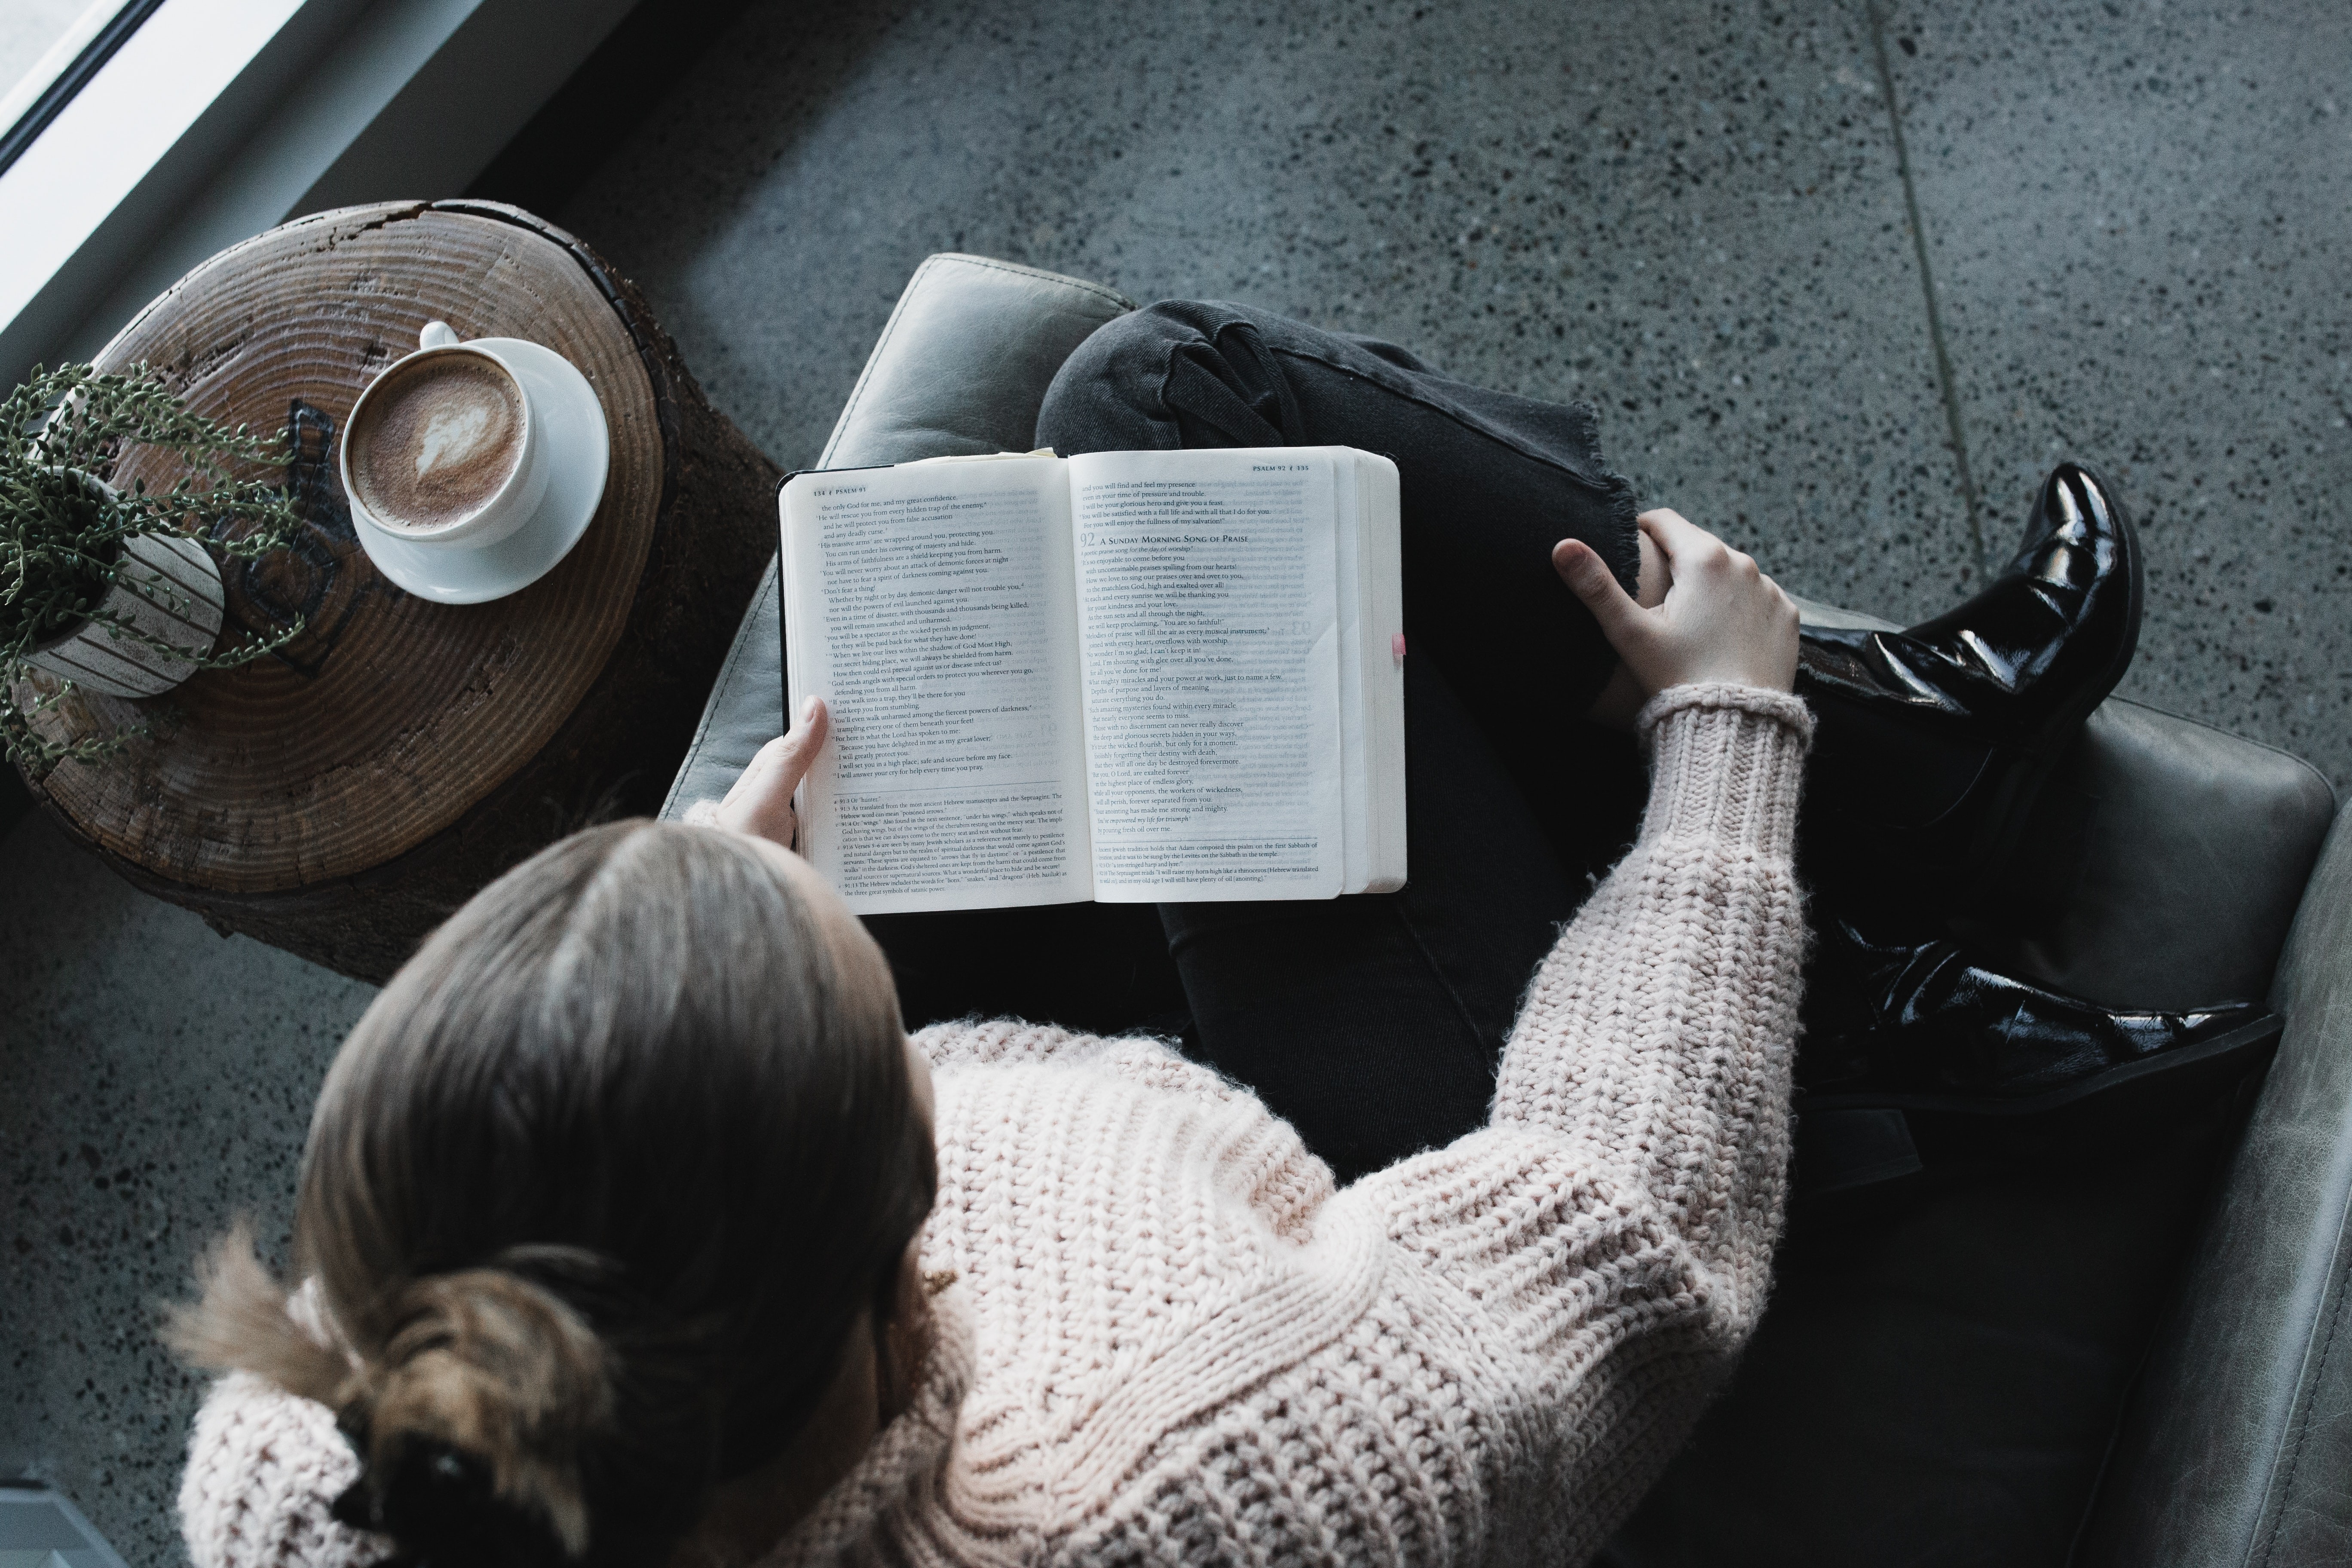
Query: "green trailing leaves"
2 363 308 772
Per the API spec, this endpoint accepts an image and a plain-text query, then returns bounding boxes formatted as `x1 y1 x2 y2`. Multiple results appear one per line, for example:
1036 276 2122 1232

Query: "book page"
1068 449 1344 901
1332 452 1369 891
782 457 1091 914
1356 451 1409 891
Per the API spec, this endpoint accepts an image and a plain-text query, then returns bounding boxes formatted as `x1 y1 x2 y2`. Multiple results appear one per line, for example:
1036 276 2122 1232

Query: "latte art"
349 356 526 532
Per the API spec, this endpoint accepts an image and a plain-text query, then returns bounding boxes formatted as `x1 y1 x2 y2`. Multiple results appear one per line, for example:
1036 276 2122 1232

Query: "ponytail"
336 1264 612 1558
168 821 934 1566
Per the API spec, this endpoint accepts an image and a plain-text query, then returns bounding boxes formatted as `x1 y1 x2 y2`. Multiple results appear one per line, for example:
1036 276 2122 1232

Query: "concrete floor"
5 0 2346 1559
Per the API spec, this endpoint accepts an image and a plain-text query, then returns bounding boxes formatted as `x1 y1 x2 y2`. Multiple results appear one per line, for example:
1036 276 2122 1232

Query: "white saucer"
350 337 612 606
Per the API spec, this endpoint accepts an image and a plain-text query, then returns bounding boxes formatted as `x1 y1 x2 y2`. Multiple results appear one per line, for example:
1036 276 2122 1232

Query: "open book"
780 446 1406 915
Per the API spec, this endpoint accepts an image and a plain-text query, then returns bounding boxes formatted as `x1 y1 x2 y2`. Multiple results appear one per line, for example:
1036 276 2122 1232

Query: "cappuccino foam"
349 355 524 532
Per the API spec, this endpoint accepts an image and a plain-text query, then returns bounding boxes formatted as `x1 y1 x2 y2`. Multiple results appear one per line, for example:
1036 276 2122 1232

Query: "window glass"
0 0 133 141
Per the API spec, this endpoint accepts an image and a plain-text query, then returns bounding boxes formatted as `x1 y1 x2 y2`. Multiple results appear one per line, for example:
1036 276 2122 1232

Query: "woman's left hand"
1555 511 1798 698
694 696 830 850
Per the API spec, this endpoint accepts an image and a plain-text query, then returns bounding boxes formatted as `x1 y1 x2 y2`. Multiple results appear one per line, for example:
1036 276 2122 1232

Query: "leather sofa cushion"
2075 805 2352 1567
2005 699 2335 1012
1601 1086 2256 1568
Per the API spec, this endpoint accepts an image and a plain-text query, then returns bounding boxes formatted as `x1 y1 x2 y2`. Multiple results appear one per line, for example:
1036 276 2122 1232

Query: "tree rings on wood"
17 202 781 977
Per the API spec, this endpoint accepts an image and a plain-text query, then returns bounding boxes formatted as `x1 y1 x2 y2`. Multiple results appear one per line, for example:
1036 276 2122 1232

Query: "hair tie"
332 1436 573 1568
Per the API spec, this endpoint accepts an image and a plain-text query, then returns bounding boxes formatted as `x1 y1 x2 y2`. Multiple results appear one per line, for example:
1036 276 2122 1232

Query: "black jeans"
870 301 1646 1184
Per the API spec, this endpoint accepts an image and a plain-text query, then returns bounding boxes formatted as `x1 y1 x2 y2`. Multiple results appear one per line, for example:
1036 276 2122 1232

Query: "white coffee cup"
339 321 551 550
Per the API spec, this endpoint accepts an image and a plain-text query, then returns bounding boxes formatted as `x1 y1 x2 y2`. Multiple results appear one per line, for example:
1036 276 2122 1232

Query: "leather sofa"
661 253 2352 1567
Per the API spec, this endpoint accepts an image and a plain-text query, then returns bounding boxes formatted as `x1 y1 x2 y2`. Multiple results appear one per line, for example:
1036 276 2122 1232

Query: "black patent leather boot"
1798 918 2278 1116
1797 462 2144 913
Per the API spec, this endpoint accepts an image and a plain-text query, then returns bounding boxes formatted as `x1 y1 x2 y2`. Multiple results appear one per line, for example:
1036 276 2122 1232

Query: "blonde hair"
167 822 934 1566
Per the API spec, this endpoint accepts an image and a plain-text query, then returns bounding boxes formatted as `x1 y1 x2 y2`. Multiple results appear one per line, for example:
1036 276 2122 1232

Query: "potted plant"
2 362 303 772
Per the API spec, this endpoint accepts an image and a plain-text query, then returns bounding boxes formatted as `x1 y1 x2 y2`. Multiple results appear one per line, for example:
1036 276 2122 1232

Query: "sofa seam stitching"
2100 695 2341 813
937 253 1135 310
2254 1185 2352 1568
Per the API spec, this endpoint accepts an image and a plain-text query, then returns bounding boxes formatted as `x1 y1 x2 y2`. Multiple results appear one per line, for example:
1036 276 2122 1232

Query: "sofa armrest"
812 253 1133 469
1792 594 2336 1013
2077 805 2352 1566
2005 698 2336 1011
658 255 1132 821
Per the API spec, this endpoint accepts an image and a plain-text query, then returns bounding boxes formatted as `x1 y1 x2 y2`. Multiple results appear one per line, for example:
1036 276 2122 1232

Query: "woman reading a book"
172 303 2180 1568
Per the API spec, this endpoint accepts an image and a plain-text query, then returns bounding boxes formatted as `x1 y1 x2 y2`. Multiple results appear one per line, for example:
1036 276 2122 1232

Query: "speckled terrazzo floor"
6 0 2347 1560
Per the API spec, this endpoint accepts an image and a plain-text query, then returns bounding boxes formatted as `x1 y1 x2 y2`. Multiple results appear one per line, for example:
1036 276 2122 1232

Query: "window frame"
0 0 637 389
0 0 170 180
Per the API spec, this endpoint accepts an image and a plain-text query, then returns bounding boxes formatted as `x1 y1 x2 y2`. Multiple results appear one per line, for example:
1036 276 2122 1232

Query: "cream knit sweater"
180 682 1812 1568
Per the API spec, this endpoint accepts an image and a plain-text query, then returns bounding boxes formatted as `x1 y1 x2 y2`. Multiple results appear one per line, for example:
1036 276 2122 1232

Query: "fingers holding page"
769 695 832 790
710 696 831 849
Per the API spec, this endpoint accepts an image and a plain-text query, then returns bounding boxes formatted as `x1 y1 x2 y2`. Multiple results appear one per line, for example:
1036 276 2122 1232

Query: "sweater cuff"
1634 683 1813 859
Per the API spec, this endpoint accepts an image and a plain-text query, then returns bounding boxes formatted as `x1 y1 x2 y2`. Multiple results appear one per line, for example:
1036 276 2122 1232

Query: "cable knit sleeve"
180 1373 389 1568
1360 680 1811 1547
1493 680 1811 1256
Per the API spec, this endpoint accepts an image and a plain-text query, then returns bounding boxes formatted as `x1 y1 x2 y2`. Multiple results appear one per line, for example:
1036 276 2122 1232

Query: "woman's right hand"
1553 509 1799 697
689 696 830 851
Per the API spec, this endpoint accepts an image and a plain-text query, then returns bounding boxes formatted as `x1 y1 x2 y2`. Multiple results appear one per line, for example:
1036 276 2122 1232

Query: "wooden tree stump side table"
16 201 781 981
